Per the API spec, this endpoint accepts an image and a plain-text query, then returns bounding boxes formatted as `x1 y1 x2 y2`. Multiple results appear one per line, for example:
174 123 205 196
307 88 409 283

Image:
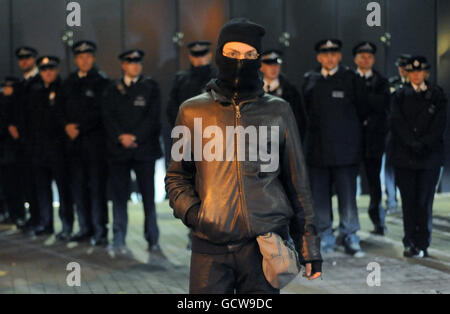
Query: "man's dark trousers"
364 157 386 230
19 157 39 225
189 239 279 294
69 158 108 238
309 165 361 247
0 163 24 221
34 162 73 232
109 159 158 247
395 167 440 250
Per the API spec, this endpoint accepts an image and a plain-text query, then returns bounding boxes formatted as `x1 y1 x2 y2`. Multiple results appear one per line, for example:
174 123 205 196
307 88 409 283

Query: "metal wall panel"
337 0 387 74
124 0 177 93
70 0 122 78
11 0 66 76
179 0 229 70
230 0 284 52
284 0 337 86
0 0 11 77
386 0 437 80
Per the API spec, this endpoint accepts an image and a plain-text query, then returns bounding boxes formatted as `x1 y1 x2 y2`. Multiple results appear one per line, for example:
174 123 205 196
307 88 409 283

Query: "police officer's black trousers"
69 159 108 237
109 159 159 246
395 167 440 250
0 163 24 221
384 134 398 208
309 165 361 246
189 239 279 294
364 157 385 229
34 163 73 232
18 159 39 225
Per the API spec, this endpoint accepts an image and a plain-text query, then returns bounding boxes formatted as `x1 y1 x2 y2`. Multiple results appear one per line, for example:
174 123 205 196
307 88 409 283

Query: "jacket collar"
77 66 99 79
24 66 39 81
356 68 373 78
321 66 339 78
123 75 141 87
206 78 264 105
263 77 280 93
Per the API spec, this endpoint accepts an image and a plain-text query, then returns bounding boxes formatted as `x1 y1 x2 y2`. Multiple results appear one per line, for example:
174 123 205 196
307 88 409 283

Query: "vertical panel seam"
335 0 339 39
434 0 438 84
9 0 13 75
121 0 125 52
175 0 180 71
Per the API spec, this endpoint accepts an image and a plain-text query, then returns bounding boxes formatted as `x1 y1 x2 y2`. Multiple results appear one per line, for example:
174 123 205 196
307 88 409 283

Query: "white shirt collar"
357 68 373 78
263 78 280 93
124 75 140 87
321 66 339 78
24 66 39 80
412 82 427 92
78 71 88 78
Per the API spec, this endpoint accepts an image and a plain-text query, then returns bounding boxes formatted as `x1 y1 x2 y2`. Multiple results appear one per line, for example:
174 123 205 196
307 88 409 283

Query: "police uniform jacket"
13 74 41 160
302 66 363 167
25 77 66 165
103 76 163 162
0 92 19 164
59 67 110 161
267 74 308 142
389 76 406 95
390 82 447 170
167 64 217 127
355 69 390 159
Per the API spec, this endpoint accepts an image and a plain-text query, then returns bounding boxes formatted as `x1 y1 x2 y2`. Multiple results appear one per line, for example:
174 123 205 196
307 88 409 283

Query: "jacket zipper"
232 61 252 237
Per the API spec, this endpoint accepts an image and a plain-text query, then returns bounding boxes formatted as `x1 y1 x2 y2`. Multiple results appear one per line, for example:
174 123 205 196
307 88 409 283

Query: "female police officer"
391 56 447 258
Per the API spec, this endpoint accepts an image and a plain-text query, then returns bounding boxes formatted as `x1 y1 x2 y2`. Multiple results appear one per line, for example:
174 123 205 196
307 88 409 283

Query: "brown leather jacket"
165 80 322 262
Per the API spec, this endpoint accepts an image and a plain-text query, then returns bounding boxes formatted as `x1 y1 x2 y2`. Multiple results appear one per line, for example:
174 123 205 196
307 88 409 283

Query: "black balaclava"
215 18 266 101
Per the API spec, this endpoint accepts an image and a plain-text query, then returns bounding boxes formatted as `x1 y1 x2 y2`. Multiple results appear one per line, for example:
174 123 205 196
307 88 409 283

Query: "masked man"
166 18 322 294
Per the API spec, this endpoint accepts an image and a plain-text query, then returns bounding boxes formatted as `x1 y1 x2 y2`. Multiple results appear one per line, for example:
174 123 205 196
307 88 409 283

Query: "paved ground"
0 195 449 294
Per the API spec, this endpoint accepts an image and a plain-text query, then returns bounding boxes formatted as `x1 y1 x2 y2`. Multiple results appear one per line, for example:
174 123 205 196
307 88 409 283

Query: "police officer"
0 76 23 226
14 46 41 231
167 41 217 128
353 42 390 235
389 54 411 94
385 54 411 214
25 56 73 237
59 41 109 245
302 39 364 257
260 49 308 141
103 50 162 253
391 56 447 258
